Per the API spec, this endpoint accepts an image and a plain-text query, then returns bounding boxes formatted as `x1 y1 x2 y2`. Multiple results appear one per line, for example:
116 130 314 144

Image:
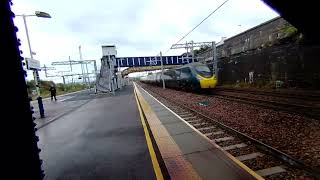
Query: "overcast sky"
12 0 278 81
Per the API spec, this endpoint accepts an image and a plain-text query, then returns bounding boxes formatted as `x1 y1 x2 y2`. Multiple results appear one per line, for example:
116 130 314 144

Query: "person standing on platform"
49 84 57 101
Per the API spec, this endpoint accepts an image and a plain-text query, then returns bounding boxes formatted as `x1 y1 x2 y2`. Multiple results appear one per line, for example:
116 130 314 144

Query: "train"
140 62 217 90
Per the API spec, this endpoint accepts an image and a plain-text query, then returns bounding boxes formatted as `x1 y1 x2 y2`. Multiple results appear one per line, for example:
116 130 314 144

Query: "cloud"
12 0 278 82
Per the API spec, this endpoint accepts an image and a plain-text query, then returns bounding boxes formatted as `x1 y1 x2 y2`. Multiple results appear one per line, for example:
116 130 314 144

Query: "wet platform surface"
37 85 156 180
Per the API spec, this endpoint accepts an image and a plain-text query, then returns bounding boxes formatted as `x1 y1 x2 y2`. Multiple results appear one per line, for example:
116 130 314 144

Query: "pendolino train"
141 62 217 90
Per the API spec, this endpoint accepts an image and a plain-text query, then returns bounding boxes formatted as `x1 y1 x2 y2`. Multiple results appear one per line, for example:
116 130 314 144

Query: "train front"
194 64 217 89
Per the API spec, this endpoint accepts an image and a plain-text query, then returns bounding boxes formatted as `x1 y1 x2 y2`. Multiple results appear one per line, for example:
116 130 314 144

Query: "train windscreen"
194 65 213 78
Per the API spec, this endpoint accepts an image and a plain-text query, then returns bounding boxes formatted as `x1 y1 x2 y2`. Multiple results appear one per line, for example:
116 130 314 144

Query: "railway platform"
37 85 156 179
134 82 263 180
37 82 263 179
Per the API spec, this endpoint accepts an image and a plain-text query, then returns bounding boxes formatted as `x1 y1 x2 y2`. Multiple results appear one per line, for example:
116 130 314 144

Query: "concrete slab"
185 150 256 180
171 132 212 155
158 116 181 125
154 110 174 117
164 121 193 135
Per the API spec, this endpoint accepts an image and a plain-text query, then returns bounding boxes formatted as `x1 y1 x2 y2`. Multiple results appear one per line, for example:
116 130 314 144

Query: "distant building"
198 16 293 61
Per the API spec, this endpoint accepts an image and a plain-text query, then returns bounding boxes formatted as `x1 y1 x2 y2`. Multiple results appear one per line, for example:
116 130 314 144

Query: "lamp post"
17 11 51 118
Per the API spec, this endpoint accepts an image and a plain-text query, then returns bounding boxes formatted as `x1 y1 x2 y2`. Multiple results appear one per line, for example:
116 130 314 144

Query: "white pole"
85 62 91 89
108 56 112 92
79 45 86 85
117 58 122 89
93 60 98 93
160 52 165 89
23 14 45 118
110 56 115 95
191 40 194 63
69 56 74 84
23 15 41 97
186 41 189 63
213 41 218 78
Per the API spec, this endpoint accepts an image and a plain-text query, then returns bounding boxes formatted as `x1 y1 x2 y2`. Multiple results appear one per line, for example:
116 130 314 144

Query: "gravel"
140 83 320 169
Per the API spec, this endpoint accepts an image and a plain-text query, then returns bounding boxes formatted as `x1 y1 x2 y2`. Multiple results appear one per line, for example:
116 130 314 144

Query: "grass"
29 83 91 100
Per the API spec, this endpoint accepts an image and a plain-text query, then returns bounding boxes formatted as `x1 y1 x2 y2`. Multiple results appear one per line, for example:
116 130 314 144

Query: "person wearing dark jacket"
49 84 57 101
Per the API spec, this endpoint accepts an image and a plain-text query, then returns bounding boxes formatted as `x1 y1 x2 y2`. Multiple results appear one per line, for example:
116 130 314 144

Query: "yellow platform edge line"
136 83 264 180
133 84 164 180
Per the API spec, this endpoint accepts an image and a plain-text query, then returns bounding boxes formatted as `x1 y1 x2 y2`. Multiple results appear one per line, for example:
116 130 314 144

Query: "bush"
26 79 89 99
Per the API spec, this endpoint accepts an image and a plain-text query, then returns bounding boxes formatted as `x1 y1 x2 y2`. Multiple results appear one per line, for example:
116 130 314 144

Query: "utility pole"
117 58 122 89
191 40 194 63
85 61 90 89
43 64 48 78
22 14 45 118
93 60 98 93
68 56 73 72
171 41 212 63
186 41 189 63
212 41 218 78
79 45 86 85
109 55 115 95
160 51 165 89
41 64 55 78
69 56 74 84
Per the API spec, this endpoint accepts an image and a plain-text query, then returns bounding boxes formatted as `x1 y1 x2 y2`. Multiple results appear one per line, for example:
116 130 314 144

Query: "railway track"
141 85 319 179
215 87 320 101
212 88 320 120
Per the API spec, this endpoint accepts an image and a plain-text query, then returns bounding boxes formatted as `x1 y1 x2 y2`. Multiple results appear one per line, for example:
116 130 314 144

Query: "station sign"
115 55 197 67
25 58 41 70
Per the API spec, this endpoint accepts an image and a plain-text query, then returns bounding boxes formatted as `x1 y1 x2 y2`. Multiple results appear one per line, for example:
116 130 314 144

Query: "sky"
12 0 278 81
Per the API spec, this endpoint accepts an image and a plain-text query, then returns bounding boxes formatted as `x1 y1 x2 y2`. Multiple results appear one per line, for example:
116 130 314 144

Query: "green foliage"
27 80 88 100
282 26 298 38
194 45 211 56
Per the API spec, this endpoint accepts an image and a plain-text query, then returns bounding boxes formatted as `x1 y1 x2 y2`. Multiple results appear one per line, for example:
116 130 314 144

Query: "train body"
141 62 217 90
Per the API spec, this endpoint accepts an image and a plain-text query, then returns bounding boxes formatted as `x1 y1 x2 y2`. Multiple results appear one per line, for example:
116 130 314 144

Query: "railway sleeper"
183 116 198 120
186 119 202 123
222 143 247 151
214 136 234 143
192 122 210 128
204 130 225 137
236 152 264 161
179 114 194 118
198 126 216 132
177 112 192 115
255 166 287 177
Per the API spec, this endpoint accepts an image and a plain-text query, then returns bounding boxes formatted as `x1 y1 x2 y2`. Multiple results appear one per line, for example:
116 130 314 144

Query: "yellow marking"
135 83 202 179
133 86 164 180
137 83 264 180
198 75 218 88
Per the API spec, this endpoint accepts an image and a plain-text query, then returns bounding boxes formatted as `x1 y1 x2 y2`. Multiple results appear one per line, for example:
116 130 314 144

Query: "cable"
164 0 229 54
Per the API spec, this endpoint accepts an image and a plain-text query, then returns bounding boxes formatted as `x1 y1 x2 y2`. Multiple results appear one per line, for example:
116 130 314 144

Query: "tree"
193 45 211 56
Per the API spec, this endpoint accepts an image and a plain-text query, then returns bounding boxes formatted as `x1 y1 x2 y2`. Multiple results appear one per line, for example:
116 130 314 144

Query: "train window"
164 70 175 77
194 65 213 77
180 68 191 79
